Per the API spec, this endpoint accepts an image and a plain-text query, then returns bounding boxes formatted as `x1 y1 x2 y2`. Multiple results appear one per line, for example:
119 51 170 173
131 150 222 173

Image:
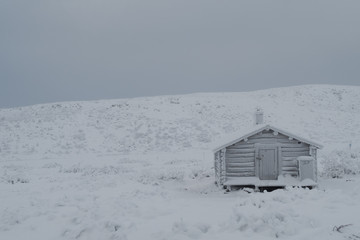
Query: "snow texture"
1 85 360 239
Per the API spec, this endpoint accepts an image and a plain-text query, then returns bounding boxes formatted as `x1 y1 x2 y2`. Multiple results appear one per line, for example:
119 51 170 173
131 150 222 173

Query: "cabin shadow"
224 185 314 193
225 185 285 193
258 186 285 192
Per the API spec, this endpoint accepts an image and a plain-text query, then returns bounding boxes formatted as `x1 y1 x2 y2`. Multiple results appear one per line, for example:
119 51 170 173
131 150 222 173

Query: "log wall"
223 130 311 178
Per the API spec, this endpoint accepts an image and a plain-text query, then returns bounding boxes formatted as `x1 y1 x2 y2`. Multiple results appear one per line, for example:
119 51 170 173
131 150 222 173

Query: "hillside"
1 85 360 240
1 85 360 159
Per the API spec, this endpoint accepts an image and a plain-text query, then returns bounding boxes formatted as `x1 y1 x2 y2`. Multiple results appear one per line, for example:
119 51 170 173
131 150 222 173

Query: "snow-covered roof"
213 124 323 152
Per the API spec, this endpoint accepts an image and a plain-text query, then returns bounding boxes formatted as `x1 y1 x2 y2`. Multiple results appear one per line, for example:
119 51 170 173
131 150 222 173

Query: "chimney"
255 108 264 125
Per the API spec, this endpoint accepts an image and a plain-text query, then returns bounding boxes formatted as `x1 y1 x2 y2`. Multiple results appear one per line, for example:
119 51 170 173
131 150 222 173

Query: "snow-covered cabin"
213 124 322 189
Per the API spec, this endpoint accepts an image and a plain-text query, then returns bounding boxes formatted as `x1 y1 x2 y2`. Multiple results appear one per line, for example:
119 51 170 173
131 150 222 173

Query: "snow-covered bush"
60 164 84 174
188 168 211 180
157 170 185 181
138 169 185 185
59 164 126 176
4 176 29 184
320 150 360 178
1 165 29 184
42 162 62 169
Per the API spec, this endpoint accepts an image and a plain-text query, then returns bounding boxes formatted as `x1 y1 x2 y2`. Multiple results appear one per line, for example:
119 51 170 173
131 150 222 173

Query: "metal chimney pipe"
255 109 264 125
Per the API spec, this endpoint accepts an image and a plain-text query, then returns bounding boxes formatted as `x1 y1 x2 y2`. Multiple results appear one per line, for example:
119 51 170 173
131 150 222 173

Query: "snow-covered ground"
1 85 360 239
1 155 360 240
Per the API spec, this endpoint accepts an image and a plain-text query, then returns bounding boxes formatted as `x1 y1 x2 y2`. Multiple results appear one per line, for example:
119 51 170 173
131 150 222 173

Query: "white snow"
1 85 360 239
224 175 317 187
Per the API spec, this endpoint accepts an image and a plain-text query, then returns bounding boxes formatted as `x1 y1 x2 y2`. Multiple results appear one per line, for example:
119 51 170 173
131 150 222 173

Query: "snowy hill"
1 85 360 240
1 85 359 158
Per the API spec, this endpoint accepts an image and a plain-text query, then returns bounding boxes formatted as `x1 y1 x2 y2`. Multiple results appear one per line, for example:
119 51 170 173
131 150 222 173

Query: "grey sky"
1 0 360 108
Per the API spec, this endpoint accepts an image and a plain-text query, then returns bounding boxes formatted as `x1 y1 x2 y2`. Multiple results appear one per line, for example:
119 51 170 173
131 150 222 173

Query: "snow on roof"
213 124 323 152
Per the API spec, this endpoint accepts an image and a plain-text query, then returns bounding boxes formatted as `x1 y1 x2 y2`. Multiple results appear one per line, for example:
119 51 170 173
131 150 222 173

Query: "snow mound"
225 189 317 238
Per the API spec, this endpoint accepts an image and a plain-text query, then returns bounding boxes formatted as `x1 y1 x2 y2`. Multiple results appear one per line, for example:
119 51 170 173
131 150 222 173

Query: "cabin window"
298 141 302 144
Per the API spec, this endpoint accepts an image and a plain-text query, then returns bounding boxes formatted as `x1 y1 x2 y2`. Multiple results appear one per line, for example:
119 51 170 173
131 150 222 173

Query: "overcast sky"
1 0 359 108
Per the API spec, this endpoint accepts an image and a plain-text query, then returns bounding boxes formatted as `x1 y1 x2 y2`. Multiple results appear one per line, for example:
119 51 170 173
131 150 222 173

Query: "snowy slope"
1 85 360 240
1 84 360 158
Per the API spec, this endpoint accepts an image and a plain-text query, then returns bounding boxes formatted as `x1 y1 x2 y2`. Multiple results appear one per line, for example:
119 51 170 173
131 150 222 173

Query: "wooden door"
258 146 278 180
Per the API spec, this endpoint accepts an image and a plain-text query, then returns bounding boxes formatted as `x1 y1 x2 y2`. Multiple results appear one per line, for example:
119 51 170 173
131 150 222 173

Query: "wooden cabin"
213 124 322 190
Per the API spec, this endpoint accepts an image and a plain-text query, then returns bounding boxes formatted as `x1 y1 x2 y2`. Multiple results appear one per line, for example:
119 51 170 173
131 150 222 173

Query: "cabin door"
258 146 278 180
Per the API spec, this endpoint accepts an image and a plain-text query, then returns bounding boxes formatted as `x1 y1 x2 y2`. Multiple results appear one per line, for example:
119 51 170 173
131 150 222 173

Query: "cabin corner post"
214 151 220 186
220 148 226 186
310 146 318 182
277 146 282 176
